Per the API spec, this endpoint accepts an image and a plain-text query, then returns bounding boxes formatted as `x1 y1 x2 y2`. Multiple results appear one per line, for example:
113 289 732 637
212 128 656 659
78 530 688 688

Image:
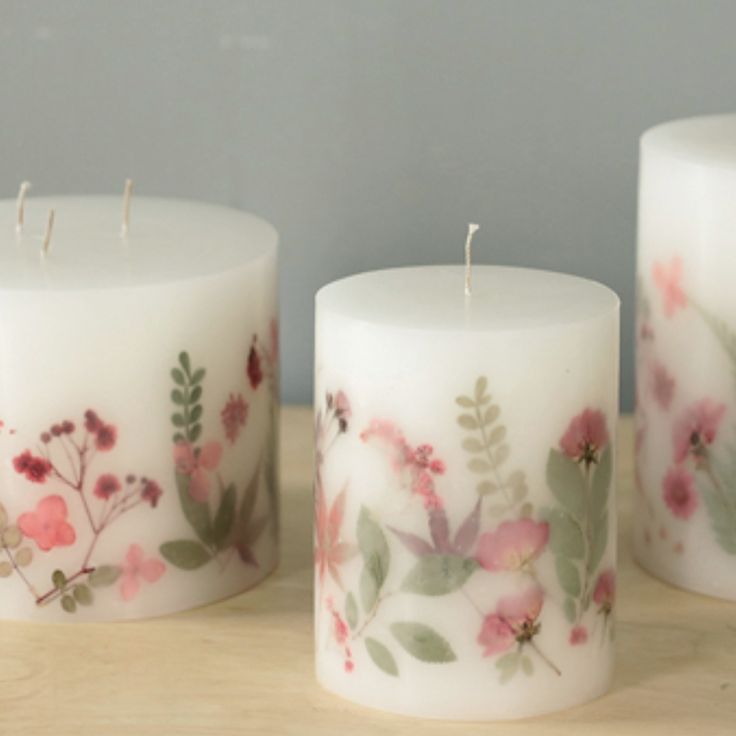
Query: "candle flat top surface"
0 196 277 290
641 114 736 168
317 266 619 331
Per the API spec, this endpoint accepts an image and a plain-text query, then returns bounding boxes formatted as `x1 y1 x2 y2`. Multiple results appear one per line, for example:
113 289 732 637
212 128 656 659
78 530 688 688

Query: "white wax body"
0 197 278 621
314 266 619 720
636 115 736 600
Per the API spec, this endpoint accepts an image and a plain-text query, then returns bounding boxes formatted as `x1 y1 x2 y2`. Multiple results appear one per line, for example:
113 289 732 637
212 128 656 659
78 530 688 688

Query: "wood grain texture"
0 407 734 735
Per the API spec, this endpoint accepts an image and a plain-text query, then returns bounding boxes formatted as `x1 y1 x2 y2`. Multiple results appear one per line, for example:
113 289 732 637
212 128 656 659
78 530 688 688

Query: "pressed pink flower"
569 626 588 645
95 424 117 451
672 399 726 463
247 338 263 389
84 409 102 433
361 420 446 510
13 450 52 483
119 544 165 601
650 362 675 411
221 393 248 444
560 409 609 464
18 495 76 551
652 257 687 317
478 586 545 657
334 391 351 432
477 519 549 572
662 466 698 519
593 569 616 614
141 479 163 508
173 441 222 502
94 473 121 499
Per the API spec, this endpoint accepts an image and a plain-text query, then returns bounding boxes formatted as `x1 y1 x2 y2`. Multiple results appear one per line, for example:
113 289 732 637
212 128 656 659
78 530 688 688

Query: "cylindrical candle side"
314 266 619 720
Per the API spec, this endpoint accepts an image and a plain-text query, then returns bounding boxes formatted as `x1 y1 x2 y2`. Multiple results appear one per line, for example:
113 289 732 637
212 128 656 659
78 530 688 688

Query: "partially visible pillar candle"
636 115 736 601
314 266 619 720
0 196 278 620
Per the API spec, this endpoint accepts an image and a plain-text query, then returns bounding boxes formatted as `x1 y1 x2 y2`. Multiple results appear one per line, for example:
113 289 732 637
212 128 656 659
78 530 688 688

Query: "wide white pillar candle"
314 265 619 720
0 196 278 620
636 115 736 600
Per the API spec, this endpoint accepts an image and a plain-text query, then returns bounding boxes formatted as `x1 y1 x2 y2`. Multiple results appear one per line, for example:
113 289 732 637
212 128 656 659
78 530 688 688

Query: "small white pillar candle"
636 115 736 601
0 196 278 620
314 265 619 720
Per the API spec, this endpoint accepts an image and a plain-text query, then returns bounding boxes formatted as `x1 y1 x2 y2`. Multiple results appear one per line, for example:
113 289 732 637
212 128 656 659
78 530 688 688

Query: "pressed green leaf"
213 484 236 549
189 423 202 442
171 389 186 405
171 413 186 428
544 508 585 559
588 515 609 573
159 539 212 569
61 595 76 613
365 637 398 676
467 458 491 474
455 395 475 409
52 569 66 589
476 480 498 496
173 432 186 443
487 426 507 445
496 651 519 683
175 472 214 545
190 367 206 384
190 405 203 423
401 555 479 596
563 596 576 624
73 584 93 606
702 485 736 554
483 405 500 425
357 507 390 592
474 376 488 400
390 622 456 663
89 565 122 588
462 437 484 453
457 414 479 430
491 445 510 468
521 655 534 676
189 385 203 404
556 556 581 597
591 446 612 521
171 368 186 386
345 592 358 629
178 351 191 376
360 565 379 611
546 449 586 519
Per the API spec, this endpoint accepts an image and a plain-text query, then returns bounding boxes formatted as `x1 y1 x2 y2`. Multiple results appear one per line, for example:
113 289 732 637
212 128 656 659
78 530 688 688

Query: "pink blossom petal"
189 468 211 502
139 557 166 583
199 441 223 471
120 572 140 601
126 543 144 568
173 442 196 473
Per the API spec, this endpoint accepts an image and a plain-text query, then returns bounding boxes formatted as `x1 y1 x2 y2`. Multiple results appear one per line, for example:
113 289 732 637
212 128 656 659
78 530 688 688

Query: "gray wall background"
2 1 735 409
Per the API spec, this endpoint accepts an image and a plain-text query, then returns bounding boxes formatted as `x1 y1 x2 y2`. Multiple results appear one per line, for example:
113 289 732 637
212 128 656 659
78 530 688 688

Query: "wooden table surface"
1 407 734 735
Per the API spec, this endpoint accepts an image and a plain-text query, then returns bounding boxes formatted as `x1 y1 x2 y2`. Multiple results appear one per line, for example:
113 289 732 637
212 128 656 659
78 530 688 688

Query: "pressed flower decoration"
315 376 614 680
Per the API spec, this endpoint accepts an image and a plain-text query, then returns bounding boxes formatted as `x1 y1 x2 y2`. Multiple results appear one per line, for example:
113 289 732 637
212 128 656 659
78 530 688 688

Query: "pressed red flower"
221 393 248 444
95 424 117 451
84 409 102 433
560 409 609 464
672 399 726 463
40 432 51 444
593 569 616 614
652 257 687 317
141 479 163 508
61 420 75 434
662 466 698 519
13 450 52 483
650 362 675 411
569 626 588 645
18 495 76 551
477 519 549 572
247 339 263 390
94 473 122 499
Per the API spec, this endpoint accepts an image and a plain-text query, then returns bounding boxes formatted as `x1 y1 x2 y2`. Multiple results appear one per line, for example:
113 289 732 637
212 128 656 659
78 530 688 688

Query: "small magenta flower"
672 399 726 463
650 362 675 411
569 626 588 645
662 466 698 520
221 393 248 444
13 450 52 483
95 424 117 451
652 257 687 317
141 479 163 508
560 409 609 466
593 569 616 615
93 473 122 500
247 338 263 389
476 519 549 572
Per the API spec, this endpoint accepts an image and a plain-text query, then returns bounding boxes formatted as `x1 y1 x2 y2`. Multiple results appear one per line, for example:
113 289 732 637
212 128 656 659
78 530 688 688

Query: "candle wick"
41 209 55 257
464 223 480 297
15 181 31 233
121 178 133 237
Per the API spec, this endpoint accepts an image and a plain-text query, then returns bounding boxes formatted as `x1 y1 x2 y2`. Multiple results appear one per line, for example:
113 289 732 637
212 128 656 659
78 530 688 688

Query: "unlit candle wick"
464 223 480 297
15 181 31 233
121 178 133 237
42 209 55 256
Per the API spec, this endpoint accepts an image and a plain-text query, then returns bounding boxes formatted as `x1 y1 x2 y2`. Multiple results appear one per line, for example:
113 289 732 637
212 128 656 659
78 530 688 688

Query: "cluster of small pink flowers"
326 597 354 673
84 410 117 451
94 473 121 499
650 361 675 411
361 419 446 510
13 450 53 483
221 393 248 444
652 257 687 318
40 420 76 443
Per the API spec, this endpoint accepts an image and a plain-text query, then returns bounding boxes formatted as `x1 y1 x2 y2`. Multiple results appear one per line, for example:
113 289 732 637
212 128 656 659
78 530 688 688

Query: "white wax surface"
636 114 736 600
317 266 618 332
0 196 276 290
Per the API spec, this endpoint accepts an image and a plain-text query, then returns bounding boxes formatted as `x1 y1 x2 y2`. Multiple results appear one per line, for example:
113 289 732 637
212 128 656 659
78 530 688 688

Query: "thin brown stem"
351 590 396 640
36 566 95 606
529 640 562 676
3 544 38 597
